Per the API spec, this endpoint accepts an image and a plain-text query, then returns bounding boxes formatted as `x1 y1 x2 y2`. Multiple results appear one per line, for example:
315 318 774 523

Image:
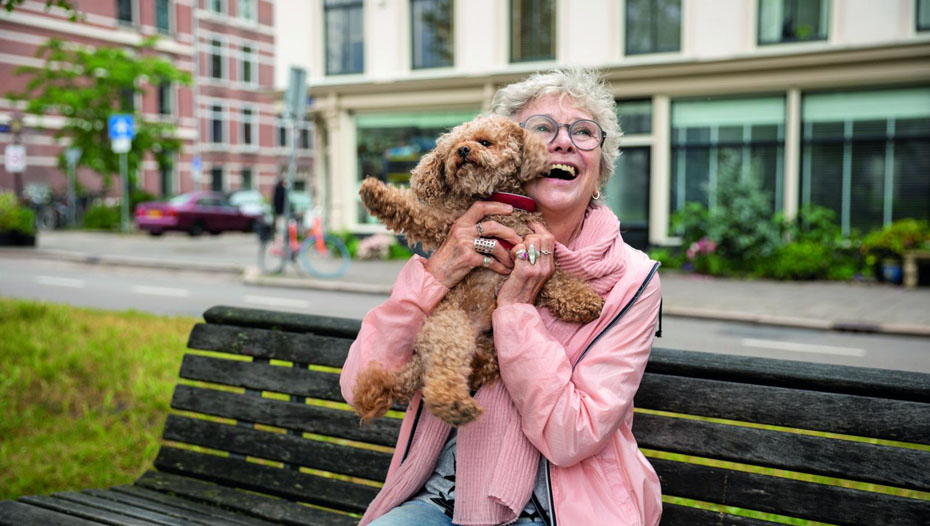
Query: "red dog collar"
483 192 536 250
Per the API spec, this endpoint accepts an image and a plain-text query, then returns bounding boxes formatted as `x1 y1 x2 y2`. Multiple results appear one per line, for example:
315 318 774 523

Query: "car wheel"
188 222 204 236
148 230 164 237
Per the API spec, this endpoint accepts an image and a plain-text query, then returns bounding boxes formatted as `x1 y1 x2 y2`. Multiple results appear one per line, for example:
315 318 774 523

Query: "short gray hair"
490 67 621 189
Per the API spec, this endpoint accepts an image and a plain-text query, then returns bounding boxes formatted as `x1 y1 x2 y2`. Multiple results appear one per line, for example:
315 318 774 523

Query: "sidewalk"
16 230 930 337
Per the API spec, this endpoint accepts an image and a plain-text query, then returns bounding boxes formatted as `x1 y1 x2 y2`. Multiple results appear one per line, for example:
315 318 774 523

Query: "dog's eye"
479 139 492 147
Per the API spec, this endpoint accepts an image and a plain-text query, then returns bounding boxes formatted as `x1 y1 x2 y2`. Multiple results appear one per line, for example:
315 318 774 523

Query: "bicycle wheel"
258 227 287 275
299 233 351 279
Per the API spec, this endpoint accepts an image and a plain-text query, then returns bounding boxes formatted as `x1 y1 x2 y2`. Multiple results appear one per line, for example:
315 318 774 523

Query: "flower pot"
881 259 903 285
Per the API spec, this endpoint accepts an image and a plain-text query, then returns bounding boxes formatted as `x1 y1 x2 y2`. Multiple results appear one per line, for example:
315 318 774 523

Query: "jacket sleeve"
339 256 449 407
492 275 661 467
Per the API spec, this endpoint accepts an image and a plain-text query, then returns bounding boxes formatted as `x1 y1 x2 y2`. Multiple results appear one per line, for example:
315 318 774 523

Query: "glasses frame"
519 114 607 151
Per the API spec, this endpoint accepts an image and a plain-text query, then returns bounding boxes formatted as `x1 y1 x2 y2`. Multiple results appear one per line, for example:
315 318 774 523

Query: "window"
356 109 479 223
116 0 133 25
607 147 651 250
277 115 288 147
159 160 173 197
300 126 311 149
617 99 652 135
801 88 930 236
510 0 554 62
758 0 828 45
411 0 453 69
158 82 173 115
238 0 256 22
241 108 255 147
209 39 224 79
241 167 253 189
155 0 171 34
240 45 256 84
209 104 224 143
210 0 224 15
919 0 930 31
625 0 680 55
210 166 224 191
670 96 786 219
325 0 364 75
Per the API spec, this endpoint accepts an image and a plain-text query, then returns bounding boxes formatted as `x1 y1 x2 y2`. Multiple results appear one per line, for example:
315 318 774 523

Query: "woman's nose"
550 124 574 151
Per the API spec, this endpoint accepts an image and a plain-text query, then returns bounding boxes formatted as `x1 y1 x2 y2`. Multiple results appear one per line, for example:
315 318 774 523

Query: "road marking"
36 276 86 288
741 338 866 357
243 294 310 309
131 285 191 297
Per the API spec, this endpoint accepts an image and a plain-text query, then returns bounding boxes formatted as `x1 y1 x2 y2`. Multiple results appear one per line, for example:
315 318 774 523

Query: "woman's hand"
497 220 556 307
425 201 521 289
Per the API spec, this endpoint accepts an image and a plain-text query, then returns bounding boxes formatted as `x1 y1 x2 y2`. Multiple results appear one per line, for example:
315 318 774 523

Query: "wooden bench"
2 305 929 525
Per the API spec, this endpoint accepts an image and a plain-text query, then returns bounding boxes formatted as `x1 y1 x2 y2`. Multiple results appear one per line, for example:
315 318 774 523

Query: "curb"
241 266 392 295
8 248 244 275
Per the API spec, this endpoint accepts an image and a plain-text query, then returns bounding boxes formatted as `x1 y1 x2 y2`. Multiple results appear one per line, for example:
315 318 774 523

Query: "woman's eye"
479 139 492 146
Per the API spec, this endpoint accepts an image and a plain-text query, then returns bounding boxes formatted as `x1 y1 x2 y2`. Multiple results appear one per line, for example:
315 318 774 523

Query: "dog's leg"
352 361 398 423
468 333 499 391
359 178 452 248
416 305 483 426
538 270 605 323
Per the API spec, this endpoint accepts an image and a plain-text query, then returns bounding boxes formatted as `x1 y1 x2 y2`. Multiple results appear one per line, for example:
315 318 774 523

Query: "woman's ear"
519 128 550 182
410 147 447 202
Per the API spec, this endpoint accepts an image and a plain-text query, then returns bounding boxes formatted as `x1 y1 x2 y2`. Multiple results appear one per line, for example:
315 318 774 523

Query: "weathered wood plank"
83 489 269 526
18 495 163 525
634 412 930 491
202 306 361 339
108 486 280 526
162 415 392 482
653 458 930 526
659 503 778 526
153 447 378 514
187 324 351 366
635 372 930 444
52 492 200 526
170 384 400 447
134 471 358 526
178 354 342 401
649 347 930 403
0 500 104 526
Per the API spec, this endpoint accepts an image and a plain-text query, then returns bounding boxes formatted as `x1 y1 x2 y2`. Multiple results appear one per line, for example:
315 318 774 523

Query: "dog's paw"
358 177 386 208
428 397 483 427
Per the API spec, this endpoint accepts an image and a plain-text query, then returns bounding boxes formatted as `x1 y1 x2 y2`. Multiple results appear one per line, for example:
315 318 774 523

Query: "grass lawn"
0 297 196 500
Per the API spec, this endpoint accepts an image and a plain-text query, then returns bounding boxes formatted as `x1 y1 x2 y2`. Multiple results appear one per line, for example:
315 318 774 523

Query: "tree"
2 0 80 21
7 37 192 190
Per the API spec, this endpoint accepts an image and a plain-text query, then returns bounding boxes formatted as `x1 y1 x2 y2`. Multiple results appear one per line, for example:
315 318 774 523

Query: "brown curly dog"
353 114 604 426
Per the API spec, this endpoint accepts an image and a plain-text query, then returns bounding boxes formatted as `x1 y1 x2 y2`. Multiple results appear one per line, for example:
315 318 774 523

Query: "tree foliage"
6 37 191 188
2 0 80 21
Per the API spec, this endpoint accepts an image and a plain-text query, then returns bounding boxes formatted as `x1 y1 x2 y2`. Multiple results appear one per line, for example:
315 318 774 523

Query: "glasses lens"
570 120 602 150
524 115 557 141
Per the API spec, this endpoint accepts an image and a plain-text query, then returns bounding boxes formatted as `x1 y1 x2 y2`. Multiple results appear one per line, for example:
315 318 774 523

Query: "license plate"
147 210 163 218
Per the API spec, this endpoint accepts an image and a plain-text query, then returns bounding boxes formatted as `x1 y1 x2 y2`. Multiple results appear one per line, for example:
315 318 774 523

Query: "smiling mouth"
547 163 577 180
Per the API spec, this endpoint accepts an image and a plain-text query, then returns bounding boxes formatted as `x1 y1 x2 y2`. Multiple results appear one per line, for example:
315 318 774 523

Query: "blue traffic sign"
108 114 135 140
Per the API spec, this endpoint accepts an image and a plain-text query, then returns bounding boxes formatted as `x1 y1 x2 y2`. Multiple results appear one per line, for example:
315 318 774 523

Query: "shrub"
861 219 930 260
0 192 36 236
764 240 834 280
82 203 121 231
356 233 395 260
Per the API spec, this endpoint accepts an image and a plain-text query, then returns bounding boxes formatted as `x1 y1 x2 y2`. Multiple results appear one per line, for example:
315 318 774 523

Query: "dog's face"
411 115 549 204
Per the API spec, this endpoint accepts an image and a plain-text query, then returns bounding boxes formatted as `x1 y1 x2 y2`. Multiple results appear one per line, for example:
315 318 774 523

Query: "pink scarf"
361 205 627 526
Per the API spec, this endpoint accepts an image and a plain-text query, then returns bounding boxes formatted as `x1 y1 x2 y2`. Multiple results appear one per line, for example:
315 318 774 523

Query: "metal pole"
120 152 129 232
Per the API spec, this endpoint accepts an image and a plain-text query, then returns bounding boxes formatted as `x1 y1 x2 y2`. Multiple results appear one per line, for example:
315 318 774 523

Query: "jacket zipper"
542 261 661 526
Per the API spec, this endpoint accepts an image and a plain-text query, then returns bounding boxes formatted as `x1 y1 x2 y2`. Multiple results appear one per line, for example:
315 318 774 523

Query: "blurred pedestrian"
272 177 287 231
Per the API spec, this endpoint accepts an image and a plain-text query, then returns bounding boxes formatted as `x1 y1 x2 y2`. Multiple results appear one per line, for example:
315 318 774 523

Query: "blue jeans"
368 500 546 526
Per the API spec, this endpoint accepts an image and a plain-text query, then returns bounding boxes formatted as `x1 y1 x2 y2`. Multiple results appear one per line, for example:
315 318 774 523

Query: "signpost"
109 114 135 232
282 66 307 223
192 155 202 189
64 147 82 226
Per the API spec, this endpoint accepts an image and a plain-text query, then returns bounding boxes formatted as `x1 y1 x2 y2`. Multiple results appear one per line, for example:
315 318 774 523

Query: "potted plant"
0 192 37 246
861 219 930 284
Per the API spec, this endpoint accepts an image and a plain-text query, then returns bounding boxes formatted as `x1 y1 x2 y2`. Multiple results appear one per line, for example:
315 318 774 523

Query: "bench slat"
153 446 378 514
187 323 351 366
171 384 400 447
634 412 930 492
134 471 357 526
0 500 104 526
635 372 930 444
179 354 342 401
659 503 777 526
100 487 279 526
203 306 362 339
653 458 930 526
19 495 163 525
52 492 201 526
649 347 930 403
163 415 392 482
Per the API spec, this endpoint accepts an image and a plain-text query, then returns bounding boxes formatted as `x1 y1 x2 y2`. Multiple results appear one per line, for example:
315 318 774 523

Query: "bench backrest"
158 306 930 525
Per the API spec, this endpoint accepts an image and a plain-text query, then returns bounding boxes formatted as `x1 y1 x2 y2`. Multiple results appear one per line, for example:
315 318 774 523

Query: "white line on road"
741 338 866 357
35 276 86 288
131 285 191 297
243 294 311 309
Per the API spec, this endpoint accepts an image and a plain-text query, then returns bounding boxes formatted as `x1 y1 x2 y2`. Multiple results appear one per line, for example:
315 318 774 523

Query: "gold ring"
473 237 496 255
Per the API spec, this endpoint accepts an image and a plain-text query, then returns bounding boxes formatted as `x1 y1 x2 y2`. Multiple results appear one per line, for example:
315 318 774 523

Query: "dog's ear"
410 146 447 202
519 127 550 182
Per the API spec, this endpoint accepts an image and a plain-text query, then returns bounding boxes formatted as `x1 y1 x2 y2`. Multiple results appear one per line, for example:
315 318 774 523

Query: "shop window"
510 0 554 62
412 0 453 69
617 99 652 135
801 88 930 236
758 0 828 45
625 0 681 55
325 0 364 75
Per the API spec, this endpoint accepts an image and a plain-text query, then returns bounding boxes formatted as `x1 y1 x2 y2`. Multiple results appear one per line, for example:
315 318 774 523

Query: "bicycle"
257 207 350 278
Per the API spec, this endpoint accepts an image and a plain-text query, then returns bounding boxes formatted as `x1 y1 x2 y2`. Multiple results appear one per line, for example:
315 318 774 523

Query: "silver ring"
482 256 491 267
539 249 552 255
473 237 496 255
476 222 484 236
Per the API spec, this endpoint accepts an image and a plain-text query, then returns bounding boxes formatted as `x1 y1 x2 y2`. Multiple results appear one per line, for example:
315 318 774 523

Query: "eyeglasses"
519 115 606 151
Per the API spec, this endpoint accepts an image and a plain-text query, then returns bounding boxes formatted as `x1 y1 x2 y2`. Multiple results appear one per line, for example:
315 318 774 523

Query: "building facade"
0 0 313 207
293 0 930 248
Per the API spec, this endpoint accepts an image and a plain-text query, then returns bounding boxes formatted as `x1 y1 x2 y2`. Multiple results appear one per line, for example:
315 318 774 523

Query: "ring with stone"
528 244 538 265
482 256 491 267
516 248 527 260
473 237 497 255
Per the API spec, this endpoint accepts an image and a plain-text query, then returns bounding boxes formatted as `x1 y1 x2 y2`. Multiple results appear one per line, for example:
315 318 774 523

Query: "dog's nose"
457 146 470 159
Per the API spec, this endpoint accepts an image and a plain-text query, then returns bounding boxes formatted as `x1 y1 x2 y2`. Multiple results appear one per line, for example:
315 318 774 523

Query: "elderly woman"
340 68 663 526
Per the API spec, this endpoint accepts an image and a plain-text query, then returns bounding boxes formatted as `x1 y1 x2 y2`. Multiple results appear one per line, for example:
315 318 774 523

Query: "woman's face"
513 94 602 225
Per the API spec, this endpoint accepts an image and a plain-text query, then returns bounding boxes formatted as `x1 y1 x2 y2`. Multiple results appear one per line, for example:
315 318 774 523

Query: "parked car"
228 189 272 219
134 191 260 236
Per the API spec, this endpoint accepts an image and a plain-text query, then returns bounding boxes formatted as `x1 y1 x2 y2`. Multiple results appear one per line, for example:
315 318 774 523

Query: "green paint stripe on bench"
660 500 790 526
179 354 343 401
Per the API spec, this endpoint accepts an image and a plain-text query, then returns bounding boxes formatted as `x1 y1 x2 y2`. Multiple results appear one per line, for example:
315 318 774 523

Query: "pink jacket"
341 211 662 526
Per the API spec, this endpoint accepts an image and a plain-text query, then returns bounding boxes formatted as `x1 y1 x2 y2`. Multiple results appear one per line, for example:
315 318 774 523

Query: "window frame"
241 107 257 149
209 103 226 144
209 0 226 16
509 0 556 63
757 0 829 46
238 0 257 23
624 0 682 56
410 0 454 70
116 0 135 27
209 38 225 80
154 0 172 35
157 81 174 116
918 0 930 32
240 44 257 86
324 0 365 75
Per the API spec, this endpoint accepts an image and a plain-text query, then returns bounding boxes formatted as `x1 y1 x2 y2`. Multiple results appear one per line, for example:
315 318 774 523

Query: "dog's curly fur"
353 115 604 426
